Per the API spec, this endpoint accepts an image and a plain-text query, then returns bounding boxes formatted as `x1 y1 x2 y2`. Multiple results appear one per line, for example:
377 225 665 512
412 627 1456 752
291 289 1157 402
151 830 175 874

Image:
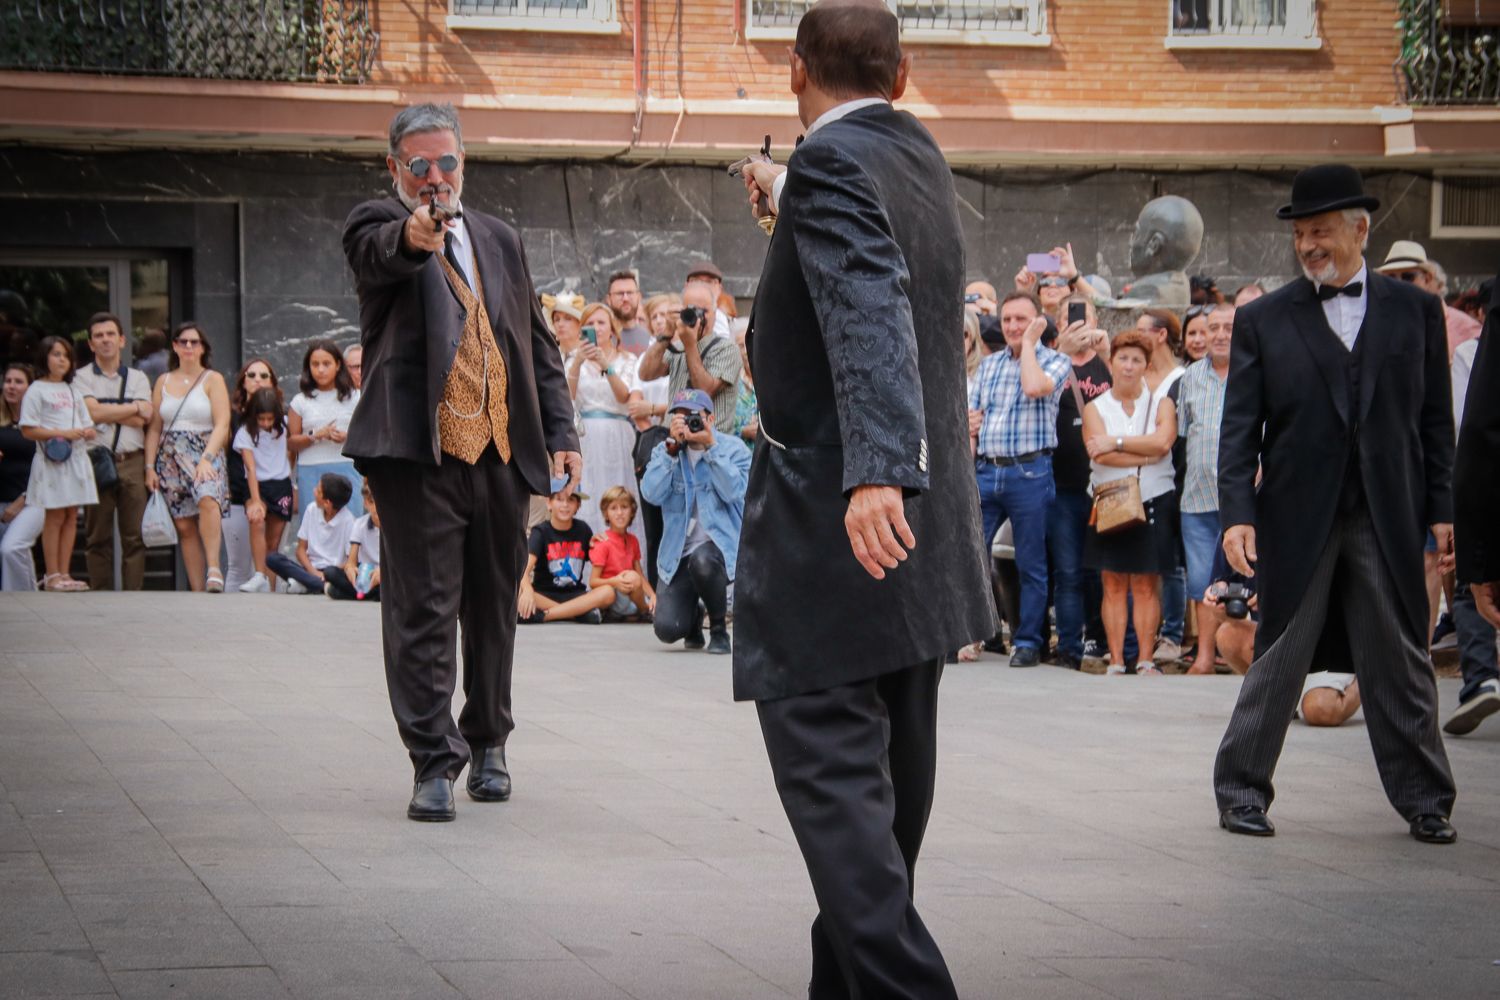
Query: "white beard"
1300 257 1338 284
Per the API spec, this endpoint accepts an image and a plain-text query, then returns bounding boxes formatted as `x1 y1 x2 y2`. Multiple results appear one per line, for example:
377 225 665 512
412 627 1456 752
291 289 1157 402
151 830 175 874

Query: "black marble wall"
1 146 1494 380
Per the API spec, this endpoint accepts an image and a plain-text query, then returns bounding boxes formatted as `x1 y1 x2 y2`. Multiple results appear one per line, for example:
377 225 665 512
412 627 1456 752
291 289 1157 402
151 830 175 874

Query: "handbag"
42 385 80 463
85 362 132 491
1089 385 1148 535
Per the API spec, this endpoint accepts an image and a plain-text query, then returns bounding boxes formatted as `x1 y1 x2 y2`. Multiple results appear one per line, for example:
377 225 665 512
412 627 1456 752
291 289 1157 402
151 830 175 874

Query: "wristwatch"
1115 437 1124 452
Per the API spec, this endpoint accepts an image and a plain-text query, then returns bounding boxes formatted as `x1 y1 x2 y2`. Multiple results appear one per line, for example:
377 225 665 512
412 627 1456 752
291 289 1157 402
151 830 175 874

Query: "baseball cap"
669 389 714 414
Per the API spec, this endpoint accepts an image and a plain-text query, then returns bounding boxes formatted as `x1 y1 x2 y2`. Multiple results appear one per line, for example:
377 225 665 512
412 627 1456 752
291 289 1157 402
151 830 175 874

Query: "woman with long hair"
1082 331 1179 675
1181 305 1211 363
19 338 98 591
144 322 232 591
569 302 644 546
288 339 361 516
1134 307 1190 664
0 363 46 590
223 357 282 590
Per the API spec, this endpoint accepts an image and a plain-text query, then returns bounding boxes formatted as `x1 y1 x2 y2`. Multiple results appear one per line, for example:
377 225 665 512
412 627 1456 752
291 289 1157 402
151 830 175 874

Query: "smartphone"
1027 253 1062 274
582 327 598 347
1067 300 1088 326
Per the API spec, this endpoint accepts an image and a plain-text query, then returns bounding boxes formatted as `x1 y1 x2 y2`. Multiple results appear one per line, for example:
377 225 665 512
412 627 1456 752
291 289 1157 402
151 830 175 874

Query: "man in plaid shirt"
968 291 1072 666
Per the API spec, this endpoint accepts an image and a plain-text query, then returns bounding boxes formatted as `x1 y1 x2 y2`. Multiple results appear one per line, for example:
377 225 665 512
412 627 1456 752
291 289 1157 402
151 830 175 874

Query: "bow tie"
1317 281 1362 302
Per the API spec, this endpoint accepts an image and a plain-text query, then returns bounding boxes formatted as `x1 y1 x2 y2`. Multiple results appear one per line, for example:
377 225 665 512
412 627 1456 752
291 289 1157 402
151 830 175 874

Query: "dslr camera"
679 305 708 329
684 411 705 434
1220 582 1253 620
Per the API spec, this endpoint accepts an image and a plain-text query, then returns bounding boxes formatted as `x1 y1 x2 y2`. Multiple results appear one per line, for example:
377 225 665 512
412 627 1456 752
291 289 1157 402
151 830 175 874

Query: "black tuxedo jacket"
732 104 998 702
1218 270 1453 656
1455 272 1500 585
340 199 577 494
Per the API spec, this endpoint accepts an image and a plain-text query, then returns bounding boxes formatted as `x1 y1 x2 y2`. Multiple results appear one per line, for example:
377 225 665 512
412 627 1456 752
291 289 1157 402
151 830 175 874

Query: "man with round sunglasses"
342 103 581 822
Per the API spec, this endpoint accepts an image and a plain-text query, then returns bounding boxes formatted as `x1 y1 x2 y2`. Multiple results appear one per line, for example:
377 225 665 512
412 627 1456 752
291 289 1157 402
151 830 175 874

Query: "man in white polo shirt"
73 312 153 590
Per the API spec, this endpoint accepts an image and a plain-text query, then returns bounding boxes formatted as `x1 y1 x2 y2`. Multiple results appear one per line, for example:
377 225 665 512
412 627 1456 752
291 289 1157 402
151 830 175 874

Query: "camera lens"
680 306 705 327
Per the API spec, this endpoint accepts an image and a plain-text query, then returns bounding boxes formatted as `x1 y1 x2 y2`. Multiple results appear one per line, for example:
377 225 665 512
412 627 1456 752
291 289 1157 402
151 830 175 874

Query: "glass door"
0 253 175 371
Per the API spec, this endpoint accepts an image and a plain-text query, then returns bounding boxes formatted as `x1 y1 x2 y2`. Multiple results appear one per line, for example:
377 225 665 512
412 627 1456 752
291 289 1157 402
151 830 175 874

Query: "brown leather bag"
1091 473 1146 534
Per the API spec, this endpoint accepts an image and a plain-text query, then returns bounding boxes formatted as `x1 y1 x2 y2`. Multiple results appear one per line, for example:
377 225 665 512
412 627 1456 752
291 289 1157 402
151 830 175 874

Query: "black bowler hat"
1276 164 1381 220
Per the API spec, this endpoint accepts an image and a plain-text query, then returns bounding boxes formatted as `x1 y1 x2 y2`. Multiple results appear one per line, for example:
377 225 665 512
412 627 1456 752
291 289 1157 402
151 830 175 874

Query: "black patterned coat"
732 104 998 702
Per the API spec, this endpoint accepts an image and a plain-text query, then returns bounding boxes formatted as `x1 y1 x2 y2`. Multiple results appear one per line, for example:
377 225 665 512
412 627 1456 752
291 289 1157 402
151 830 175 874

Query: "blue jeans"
1181 510 1222 603
977 455 1055 651
1454 576 1500 703
1046 489 1092 661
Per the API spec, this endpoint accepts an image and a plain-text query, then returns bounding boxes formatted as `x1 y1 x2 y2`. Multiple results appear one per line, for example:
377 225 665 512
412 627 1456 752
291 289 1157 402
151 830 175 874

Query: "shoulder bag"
85 364 131 490
1089 389 1148 535
42 385 78 464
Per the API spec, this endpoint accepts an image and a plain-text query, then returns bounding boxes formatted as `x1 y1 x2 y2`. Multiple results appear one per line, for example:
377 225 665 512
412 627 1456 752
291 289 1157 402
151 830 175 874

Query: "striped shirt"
969 345 1072 458
1177 357 1230 513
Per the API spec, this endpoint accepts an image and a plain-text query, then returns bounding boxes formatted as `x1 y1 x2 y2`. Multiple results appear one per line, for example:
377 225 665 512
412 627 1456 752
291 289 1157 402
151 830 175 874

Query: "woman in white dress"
144 323 232 592
288 340 361 516
570 302 644 546
19 337 99 591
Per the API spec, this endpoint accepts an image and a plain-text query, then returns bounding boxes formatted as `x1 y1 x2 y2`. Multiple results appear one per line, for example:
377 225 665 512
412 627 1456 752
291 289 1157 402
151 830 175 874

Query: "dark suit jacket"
1455 273 1500 585
340 199 577 494
1218 270 1453 656
732 104 998 702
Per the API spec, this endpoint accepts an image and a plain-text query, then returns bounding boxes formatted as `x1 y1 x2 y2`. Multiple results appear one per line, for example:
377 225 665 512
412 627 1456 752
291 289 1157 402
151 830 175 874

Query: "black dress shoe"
408 777 456 822
1009 645 1041 668
1219 805 1275 836
706 627 732 655
467 746 512 802
1409 814 1456 844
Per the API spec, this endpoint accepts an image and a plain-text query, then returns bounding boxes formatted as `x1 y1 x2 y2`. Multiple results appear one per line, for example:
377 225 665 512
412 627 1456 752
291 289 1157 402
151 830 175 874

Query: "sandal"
1105 663 1128 675
206 569 225 593
41 573 62 591
55 576 89 592
1136 662 1163 676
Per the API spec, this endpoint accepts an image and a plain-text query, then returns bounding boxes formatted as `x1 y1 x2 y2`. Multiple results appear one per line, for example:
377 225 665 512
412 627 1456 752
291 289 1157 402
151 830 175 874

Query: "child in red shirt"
590 486 656 622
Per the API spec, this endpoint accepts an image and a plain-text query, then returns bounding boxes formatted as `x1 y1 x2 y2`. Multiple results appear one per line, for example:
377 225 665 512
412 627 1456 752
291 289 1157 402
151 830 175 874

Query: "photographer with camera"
1203 551 1362 728
640 389 750 655
637 280 741 435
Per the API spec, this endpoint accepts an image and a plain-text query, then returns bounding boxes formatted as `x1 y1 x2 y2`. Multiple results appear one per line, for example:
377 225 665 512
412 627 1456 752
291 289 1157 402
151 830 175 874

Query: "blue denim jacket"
640 435 751 585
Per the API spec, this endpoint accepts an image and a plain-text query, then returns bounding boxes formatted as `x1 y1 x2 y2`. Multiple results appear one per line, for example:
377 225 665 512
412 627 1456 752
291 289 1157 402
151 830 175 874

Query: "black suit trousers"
756 660 957 1000
366 448 529 783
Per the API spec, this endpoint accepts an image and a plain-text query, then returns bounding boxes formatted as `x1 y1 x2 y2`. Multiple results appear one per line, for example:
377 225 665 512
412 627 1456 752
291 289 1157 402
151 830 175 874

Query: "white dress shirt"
443 210 476 289
1314 262 1368 352
768 98 891 214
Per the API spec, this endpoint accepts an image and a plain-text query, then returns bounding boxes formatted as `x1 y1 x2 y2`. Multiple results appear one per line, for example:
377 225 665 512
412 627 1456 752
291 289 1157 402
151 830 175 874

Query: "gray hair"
1425 260 1449 294
1341 207 1371 250
389 103 464 158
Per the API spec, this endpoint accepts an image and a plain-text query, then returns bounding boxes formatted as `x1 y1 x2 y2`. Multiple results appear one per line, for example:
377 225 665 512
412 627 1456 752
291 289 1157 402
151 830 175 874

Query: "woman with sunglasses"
144 322 232 592
222 358 283 591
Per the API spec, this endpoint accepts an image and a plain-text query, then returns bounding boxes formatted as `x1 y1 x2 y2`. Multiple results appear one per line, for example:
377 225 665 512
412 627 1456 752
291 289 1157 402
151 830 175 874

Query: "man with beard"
605 269 650 354
342 103 580 821
1213 164 1457 844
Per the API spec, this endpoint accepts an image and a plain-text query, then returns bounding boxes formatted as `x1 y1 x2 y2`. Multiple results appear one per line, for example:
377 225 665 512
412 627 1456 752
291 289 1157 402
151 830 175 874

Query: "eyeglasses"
399 153 459 178
175 338 202 346
1038 277 1069 288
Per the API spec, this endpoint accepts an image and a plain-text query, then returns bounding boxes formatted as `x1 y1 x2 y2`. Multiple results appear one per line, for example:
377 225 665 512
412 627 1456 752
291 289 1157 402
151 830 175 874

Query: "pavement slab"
1 591 1497 999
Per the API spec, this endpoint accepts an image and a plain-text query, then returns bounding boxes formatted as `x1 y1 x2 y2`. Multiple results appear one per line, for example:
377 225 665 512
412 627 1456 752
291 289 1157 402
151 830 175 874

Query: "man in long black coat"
343 103 580 822
1213 164 1457 844
736 2 997 995
1455 274 1500 632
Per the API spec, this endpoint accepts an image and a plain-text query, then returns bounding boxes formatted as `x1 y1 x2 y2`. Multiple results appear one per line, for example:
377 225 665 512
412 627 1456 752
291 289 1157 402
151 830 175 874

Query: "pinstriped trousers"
1213 503 1457 821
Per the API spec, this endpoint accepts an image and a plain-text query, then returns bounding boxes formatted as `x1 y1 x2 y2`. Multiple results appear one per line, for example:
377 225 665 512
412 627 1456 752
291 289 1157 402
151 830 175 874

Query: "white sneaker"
285 579 308 595
238 572 271 594
1444 680 1500 736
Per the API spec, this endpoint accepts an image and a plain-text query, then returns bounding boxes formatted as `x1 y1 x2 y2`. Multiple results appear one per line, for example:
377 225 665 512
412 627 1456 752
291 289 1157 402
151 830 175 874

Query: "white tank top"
1090 385 1175 500
159 378 216 433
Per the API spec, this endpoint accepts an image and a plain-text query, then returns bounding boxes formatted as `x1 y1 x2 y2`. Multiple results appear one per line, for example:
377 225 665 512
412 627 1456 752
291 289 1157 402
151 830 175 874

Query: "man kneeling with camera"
1204 550 1361 727
641 389 751 655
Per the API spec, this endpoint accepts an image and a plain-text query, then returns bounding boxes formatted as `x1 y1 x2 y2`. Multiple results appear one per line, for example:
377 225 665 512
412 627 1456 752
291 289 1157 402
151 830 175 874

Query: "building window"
1166 0 1321 49
1431 176 1500 238
747 0 1050 46
449 0 620 34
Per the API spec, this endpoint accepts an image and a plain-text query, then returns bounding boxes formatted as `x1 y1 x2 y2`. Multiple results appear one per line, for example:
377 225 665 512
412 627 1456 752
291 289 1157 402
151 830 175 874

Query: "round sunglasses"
399 153 460 178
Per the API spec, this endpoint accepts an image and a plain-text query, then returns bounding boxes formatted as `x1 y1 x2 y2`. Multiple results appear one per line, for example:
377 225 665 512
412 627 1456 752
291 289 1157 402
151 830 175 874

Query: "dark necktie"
444 232 470 291
1317 280 1362 302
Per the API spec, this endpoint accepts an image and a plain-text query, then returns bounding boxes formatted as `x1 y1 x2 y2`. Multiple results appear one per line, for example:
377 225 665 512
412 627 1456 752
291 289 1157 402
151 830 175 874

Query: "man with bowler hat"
342 103 581 822
1213 164 1457 843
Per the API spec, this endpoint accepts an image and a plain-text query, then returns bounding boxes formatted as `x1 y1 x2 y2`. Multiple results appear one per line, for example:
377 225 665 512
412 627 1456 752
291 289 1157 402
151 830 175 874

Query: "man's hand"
742 161 786 220
669 414 714 449
1223 524 1257 578
1021 316 1046 348
845 485 915 581
552 450 583 497
1472 582 1500 630
676 315 701 354
402 203 449 254
1431 523 1455 575
968 409 983 439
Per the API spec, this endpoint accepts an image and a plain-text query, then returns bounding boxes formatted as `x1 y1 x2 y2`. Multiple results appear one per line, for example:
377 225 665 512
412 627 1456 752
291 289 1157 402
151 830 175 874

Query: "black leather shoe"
706 627 731 655
1219 805 1274 836
467 746 511 802
1009 646 1041 668
408 778 456 822
1409 814 1456 844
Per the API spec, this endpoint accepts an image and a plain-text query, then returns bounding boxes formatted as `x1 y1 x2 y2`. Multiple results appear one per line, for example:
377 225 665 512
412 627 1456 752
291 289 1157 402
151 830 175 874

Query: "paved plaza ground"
2 592 1498 999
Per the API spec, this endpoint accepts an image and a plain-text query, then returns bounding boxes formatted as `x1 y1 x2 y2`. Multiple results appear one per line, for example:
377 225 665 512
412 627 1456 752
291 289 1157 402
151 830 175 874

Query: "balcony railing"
0 1 379 84
1398 0 1500 105
748 0 1049 44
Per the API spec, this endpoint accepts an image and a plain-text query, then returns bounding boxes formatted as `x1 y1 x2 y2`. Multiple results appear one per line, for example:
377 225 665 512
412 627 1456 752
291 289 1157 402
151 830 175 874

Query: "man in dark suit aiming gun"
737 3 998 995
342 104 581 823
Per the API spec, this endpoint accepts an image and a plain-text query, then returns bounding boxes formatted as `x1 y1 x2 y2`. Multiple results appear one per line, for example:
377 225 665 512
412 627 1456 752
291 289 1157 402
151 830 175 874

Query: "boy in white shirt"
326 481 381 601
267 473 354 594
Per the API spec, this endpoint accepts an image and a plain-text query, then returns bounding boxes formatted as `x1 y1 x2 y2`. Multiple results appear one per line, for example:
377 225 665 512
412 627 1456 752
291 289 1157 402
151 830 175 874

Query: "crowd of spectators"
1 240 1493 734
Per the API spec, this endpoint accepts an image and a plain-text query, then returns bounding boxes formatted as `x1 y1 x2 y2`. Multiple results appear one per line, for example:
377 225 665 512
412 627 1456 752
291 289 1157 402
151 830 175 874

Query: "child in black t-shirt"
518 488 617 624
